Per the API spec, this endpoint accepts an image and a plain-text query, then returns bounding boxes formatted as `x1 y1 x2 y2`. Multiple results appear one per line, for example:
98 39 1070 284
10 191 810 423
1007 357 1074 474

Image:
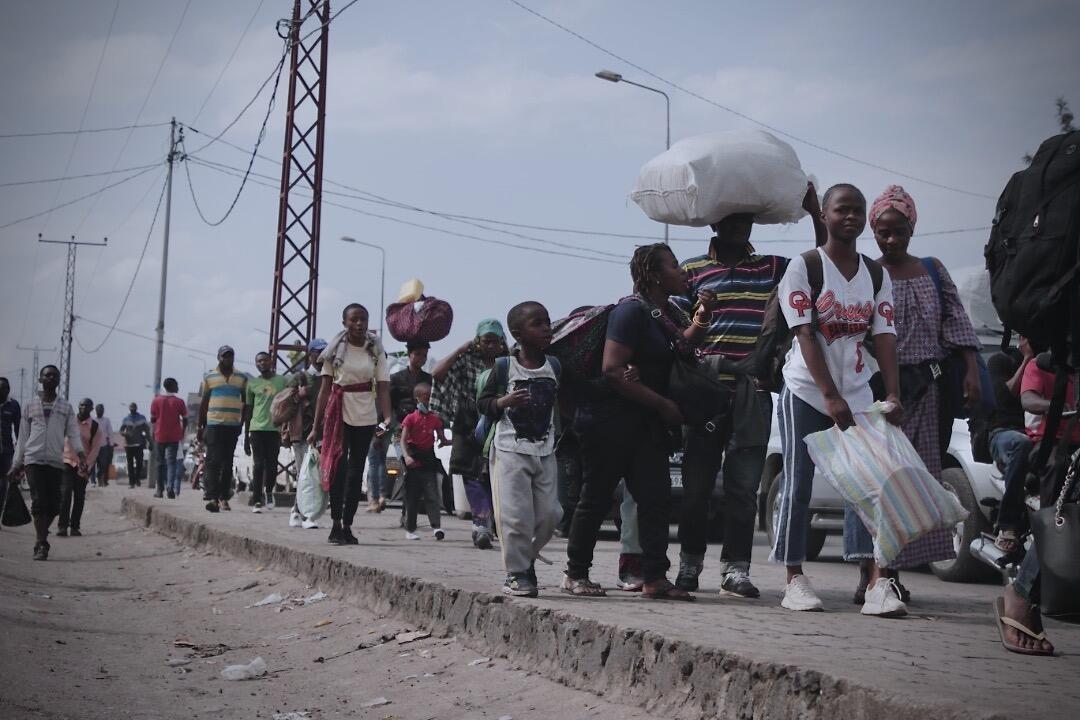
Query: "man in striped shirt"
197 345 248 513
670 186 822 598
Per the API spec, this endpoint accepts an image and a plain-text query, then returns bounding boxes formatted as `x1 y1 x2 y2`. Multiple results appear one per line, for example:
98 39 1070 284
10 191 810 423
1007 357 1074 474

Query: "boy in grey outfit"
477 301 561 597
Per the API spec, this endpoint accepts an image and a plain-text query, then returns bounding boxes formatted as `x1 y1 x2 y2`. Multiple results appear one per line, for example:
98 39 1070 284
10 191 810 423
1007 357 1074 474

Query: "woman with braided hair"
561 243 714 601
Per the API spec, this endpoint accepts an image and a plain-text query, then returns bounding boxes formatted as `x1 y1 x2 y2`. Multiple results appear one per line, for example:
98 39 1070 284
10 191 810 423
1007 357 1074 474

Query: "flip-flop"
993 597 1053 656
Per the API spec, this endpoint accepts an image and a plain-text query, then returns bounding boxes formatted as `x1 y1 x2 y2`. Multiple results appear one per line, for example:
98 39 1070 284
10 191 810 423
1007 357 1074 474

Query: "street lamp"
595 69 671 244
340 236 386 337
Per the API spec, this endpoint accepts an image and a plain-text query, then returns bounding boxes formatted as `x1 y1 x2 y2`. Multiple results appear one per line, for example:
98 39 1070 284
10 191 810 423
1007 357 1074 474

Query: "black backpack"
754 249 883 392
985 131 1080 367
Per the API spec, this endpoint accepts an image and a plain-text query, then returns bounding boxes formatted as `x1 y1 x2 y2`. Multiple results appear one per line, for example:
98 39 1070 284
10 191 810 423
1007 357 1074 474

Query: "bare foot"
1002 584 1054 654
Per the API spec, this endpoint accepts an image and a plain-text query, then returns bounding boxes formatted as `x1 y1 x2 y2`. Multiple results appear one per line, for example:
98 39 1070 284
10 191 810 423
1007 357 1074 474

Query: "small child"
477 301 562 597
399 383 448 541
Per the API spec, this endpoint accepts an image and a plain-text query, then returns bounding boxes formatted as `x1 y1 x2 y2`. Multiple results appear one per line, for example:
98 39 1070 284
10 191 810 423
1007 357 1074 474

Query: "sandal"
995 529 1020 554
993 597 1053 656
641 579 695 602
559 575 607 597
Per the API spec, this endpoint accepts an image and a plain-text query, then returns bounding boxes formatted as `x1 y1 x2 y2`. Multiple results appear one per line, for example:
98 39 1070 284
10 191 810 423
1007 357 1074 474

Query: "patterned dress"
889 263 979 568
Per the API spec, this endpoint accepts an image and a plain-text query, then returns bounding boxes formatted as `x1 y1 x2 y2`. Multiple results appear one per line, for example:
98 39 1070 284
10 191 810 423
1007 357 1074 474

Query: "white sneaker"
266 497 275 510
781 574 824 612
288 511 303 528
861 578 908 618
433 528 445 541
252 503 263 514
301 519 319 529
405 532 420 540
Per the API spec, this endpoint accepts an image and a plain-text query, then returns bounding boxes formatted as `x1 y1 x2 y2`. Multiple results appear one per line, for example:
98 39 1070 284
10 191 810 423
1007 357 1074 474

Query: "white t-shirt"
322 342 390 427
493 356 558 457
779 248 896 415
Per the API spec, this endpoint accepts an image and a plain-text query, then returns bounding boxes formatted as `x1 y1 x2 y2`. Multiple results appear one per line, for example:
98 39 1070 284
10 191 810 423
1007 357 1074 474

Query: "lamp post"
595 69 671 244
340 236 386 337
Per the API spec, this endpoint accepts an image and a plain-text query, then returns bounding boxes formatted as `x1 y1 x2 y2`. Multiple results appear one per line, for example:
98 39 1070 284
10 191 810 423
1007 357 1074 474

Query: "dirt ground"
0 498 659 720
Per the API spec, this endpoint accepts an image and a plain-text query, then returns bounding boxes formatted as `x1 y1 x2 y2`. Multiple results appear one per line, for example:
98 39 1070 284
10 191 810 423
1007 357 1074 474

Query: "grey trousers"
490 447 560 575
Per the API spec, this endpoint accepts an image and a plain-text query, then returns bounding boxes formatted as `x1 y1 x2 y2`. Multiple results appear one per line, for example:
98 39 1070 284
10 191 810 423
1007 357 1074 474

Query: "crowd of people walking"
4 182 1070 657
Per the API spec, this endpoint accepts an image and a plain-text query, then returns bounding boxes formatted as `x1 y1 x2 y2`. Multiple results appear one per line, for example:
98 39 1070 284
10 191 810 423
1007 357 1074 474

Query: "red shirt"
401 410 443 450
150 394 189 443
1021 361 1080 442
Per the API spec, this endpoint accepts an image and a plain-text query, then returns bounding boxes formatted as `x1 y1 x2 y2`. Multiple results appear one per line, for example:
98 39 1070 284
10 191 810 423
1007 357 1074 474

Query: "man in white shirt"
8 365 84 561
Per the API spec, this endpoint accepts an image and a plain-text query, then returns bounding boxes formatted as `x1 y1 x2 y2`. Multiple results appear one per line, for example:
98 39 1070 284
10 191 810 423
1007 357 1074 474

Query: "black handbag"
2 478 32 527
668 355 732 430
1030 448 1080 622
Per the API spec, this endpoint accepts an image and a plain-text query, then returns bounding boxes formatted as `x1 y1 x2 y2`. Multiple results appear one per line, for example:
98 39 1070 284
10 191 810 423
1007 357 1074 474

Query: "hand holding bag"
2 475 32 527
1030 448 1080 622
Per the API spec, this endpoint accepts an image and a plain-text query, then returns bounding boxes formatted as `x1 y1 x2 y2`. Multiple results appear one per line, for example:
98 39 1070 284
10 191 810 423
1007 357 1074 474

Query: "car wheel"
765 470 827 561
806 529 827 562
765 470 781 550
930 467 997 583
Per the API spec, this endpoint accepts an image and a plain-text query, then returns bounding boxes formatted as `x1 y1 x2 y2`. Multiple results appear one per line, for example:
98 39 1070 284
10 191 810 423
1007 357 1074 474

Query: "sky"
1 0 1078 415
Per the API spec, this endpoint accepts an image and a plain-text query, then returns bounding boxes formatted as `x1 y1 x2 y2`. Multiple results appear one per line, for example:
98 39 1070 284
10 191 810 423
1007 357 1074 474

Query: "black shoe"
167 490 175 499
70 529 82 537
675 556 703 592
56 527 68 537
33 541 49 561
475 530 493 550
892 571 911 604
719 570 760 598
502 572 538 598
205 501 220 513
527 562 537 587
153 491 163 498
328 526 344 545
340 527 359 545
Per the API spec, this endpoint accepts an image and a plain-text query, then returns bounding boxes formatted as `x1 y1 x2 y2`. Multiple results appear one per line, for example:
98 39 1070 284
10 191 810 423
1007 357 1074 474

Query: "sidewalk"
105 486 1078 719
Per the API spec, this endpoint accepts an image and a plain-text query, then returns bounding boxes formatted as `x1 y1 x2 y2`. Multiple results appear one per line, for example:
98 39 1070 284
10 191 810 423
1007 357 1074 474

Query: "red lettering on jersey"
788 291 813 318
878 301 895 327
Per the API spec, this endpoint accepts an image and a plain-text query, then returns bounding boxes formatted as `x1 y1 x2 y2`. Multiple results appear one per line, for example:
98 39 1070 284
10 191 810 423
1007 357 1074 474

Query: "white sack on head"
631 129 810 227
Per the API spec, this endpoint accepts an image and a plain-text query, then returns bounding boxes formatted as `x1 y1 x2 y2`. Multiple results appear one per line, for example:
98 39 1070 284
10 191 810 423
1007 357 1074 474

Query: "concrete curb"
122 497 993 720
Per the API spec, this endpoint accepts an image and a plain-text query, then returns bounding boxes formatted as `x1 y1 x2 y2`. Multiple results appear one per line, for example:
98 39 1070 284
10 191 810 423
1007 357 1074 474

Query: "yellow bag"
397 278 424 304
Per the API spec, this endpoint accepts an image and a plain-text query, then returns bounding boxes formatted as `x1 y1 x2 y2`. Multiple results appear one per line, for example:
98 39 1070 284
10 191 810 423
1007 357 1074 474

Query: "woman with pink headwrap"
844 185 982 603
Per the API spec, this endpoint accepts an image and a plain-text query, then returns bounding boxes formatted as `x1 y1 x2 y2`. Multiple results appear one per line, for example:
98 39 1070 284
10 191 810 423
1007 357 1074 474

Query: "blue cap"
308 338 328 352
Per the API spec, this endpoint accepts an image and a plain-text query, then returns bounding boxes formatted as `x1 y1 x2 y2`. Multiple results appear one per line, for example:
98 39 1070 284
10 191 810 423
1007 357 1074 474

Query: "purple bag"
386 296 454 343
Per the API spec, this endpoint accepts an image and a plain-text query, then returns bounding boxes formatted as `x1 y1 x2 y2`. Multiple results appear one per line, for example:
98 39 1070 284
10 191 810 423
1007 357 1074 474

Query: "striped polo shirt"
200 369 249 426
674 252 789 362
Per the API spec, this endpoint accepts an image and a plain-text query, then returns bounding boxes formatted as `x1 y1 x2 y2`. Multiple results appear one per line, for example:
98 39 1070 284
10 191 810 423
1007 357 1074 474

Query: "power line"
0 161 162 188
191 0 266 126
187 158 628 264
74 315 254 369
39 0 120 237
73 0 192 234
0 165 159 230
0 121 170 140
76 175 169 354
180 45 287 226
505 0 997 201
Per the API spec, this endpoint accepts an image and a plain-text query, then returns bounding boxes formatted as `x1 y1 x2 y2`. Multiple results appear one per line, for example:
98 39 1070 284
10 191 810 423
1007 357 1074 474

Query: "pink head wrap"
869 185 917 231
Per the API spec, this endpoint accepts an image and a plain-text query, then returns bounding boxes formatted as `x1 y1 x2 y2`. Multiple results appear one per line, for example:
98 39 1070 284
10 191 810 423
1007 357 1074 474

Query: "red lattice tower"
269 0 330 370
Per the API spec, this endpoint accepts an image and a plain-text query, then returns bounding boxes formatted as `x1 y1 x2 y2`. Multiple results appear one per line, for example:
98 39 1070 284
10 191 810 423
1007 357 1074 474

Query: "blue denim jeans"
990 428 1033 530
618 481 642 555
155 442 181 495
1013 543 1040 602
367 435 389 501
771 388 834 565
843 506 875 561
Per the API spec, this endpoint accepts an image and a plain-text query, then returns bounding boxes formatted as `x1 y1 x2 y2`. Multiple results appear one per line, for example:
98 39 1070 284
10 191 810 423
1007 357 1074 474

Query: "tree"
1023 96 1075 164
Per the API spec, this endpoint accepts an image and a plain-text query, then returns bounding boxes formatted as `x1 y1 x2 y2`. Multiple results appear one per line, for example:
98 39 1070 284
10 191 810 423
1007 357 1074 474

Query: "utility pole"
38 234 107 398
18 368 26 406
152 118 179 395
16 343 57 397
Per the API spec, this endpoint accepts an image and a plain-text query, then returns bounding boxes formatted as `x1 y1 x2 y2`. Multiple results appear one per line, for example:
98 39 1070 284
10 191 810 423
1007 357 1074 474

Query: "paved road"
0 491 661 720
7 484 1078 719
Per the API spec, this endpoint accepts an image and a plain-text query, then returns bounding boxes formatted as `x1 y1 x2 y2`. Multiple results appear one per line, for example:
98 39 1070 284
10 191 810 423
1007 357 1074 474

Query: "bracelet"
692 316 710 328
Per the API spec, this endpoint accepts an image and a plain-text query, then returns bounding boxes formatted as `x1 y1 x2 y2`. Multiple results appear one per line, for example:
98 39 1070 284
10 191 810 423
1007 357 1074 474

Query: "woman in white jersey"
770 184 908 617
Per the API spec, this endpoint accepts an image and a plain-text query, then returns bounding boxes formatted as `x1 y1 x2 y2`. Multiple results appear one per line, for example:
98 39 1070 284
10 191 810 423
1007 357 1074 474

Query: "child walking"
477 301 562 597
399 383 447 541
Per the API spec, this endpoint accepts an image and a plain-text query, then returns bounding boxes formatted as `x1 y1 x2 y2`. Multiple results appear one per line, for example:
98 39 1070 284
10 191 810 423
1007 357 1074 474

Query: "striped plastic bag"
804 402 968 566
